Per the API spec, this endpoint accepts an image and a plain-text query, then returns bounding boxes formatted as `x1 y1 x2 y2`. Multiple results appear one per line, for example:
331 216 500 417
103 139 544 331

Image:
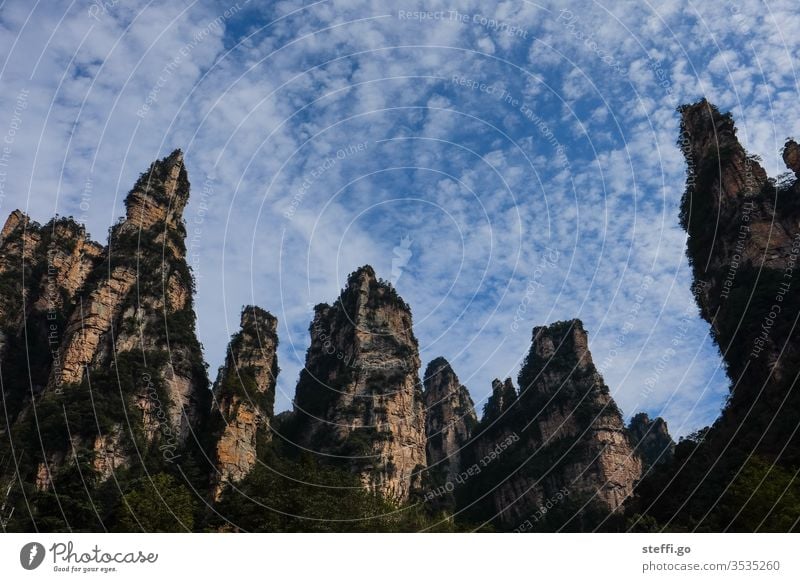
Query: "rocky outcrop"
627 412 675 470
680 100 795 281
121 149 190 236
625 102 800 530
76 150 207 448
466 320 642 527
423 357 477 482
210 306 279 500
91 428 129 481
292 265 426 502
678 100 800 461
483 377 517 423
56 266 138 387
1 150 210 504
782 139 800 178
0 212 104 425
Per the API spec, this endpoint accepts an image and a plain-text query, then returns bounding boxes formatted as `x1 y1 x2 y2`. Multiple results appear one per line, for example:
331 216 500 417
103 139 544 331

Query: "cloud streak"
1 0 797 436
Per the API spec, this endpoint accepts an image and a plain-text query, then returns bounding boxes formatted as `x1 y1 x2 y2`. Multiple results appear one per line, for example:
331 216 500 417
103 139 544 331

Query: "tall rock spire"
292 265 426 502
423 357 477 483
678 100 800 456
463 320 641 528
210 306 279 500
6 150 209 500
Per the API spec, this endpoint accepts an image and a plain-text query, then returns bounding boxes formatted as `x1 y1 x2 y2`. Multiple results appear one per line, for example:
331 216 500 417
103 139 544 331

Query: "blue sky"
1 0 798 437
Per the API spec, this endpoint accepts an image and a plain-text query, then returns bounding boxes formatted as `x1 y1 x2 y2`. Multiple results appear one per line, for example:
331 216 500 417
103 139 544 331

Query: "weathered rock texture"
423 357 477 482
678 100 800 461
0 212 104 425
627 412 675 470
0 150 210 501
292 265 427 502
210 306 279 500
465 320 642 527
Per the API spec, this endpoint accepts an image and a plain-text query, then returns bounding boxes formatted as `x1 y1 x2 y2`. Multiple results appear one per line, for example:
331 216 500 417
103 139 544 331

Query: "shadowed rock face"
292 265 426 502
465 320 641 527
423 357 477 482
678 100 800 462
627 412 675 471
626 103 800 531
783 140 800 179
210 306 279 500
483 377 517 423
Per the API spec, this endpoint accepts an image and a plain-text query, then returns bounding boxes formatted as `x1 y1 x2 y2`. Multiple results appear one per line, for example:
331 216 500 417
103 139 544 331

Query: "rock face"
629 103 800 531
678 100 800 461
0 212 104 424
466 320 641 527
680 100 794 285
782 139 800 179
423 357 477 482
53 151 205 444
627 412 675 470
483 377 517 423
292 265 427 502
210 306 279 500
0 150 210 502
56 266 138 387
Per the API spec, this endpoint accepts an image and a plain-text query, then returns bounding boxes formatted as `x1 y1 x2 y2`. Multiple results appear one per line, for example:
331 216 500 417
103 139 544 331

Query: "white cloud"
1 0 798 437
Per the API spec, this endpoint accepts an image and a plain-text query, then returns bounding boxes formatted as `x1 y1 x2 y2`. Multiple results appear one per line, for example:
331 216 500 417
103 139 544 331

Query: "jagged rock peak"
423 357 477 482
210 305 279 500
241 304 276 328
678 99 768 201
530 319 593 372
483 377 517 421
628 412 676 469
424 357 457 386
482 318 644 524
783 139 800 177
348 263 377 285
292 265 425 502
123 148 189 230
336 264 412 314
219 305 279 405
1 209 32 242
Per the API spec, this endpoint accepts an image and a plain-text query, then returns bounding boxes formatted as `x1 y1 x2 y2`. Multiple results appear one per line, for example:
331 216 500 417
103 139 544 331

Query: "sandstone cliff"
422 357 477 483
0 212 103 426
1 150 209 507
54 150 206 446
291 265 427 502
210 305 279 500
463 320 641 528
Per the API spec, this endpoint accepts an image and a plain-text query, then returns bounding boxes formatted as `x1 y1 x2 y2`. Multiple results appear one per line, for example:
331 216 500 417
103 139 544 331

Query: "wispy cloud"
1 0 797 436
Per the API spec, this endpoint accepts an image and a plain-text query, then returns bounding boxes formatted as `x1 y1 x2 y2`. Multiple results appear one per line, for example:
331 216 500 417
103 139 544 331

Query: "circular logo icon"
20 542 46 570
